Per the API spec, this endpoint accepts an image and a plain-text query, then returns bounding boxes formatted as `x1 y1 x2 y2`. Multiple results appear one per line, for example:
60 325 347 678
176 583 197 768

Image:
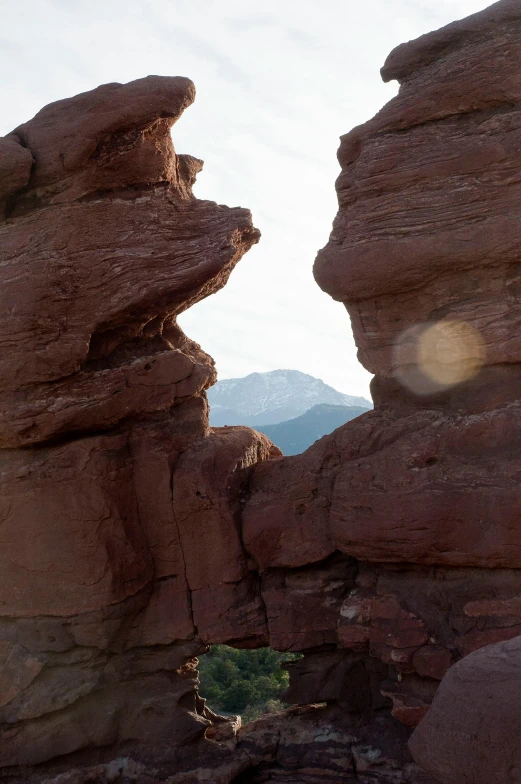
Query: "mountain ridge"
208 369 372 427
256 403 370 455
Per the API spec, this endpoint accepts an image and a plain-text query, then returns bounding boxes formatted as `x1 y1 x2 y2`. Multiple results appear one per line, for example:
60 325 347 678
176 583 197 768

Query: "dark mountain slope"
256 403 370 455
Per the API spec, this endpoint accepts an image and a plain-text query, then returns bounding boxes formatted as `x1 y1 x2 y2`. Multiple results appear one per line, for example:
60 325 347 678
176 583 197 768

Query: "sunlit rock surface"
0 76 259 447
242 0 521 779
0 75 279 782
3 2 521 782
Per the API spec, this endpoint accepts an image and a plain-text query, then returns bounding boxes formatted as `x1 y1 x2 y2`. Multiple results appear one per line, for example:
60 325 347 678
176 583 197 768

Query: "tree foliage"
198 645 300 723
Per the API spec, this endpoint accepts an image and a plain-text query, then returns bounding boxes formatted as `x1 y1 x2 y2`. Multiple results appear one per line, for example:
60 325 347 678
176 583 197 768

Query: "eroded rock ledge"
2 2 521 782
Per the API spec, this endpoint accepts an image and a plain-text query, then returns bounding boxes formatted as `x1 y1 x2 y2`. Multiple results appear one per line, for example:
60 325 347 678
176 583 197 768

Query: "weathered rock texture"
0 77 259 448
410 635 521 784
0 76 283 783
2 1 521 781
242 0 521 780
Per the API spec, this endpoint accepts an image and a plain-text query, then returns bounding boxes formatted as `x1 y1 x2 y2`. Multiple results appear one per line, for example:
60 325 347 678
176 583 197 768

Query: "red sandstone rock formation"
241 0 521 775
3 1 521 782
0 77 260 448
0 75 282 782
409 635 521 784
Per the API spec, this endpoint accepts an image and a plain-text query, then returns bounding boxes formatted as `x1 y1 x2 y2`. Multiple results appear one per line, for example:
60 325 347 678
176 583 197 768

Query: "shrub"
198 645 301 721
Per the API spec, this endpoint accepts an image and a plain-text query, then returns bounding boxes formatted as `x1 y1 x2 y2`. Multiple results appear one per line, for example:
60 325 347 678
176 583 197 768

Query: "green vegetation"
198 645 301 723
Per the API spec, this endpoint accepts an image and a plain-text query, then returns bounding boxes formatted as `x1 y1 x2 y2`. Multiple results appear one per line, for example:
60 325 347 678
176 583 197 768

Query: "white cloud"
1 0 493 395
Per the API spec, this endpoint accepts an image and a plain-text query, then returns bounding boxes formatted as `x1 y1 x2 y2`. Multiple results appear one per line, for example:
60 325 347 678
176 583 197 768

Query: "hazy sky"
1 0 492 396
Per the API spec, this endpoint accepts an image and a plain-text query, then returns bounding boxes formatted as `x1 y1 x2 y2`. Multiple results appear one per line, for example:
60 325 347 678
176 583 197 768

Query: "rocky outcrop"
0 76 259 448
409 635 521 784
3 1 521 781
241 0 521 777
0 76 281 782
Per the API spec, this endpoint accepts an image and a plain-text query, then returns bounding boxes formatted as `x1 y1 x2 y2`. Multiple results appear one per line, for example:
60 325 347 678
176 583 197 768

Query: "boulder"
410 635 521 784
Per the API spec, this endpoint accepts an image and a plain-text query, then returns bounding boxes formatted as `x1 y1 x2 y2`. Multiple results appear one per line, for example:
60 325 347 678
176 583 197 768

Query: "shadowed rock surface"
409 635 521 784
2 2 521 781
242 0 521 778
0 75 282 782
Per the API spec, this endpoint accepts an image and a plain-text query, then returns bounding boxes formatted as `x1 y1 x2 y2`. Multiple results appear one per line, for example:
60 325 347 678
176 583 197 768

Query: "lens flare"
394 320 486 396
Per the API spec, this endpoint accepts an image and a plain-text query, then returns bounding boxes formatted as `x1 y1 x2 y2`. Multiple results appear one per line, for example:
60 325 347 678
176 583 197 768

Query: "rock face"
0 75 282 782
2 1 521 781
241 0 521 779
409 636 521 784
0 76 260 448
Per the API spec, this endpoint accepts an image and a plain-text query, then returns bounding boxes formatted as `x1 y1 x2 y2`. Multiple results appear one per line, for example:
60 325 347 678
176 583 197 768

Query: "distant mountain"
208 369 372 427
256 403 370 455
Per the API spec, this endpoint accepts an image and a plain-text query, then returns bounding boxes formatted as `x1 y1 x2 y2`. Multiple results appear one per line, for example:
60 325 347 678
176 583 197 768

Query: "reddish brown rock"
4 2 521 781
282 649 389 714
258 556 521 727
10 75 195 205
242 0 521 579
410 635 521 784
232 705 435 784
314 0 521 384
241 4 521 778
244 403 521 569
338 590 429 664
0 76 259 448
0 433 153 618
0 75 272 781
261 555 357 651
0 136 33 204
172 426 279 646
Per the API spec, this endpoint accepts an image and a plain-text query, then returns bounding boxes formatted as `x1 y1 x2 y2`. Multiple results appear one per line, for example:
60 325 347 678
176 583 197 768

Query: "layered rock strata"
0 76 281 782
3 1 521 781
241 0 521 778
